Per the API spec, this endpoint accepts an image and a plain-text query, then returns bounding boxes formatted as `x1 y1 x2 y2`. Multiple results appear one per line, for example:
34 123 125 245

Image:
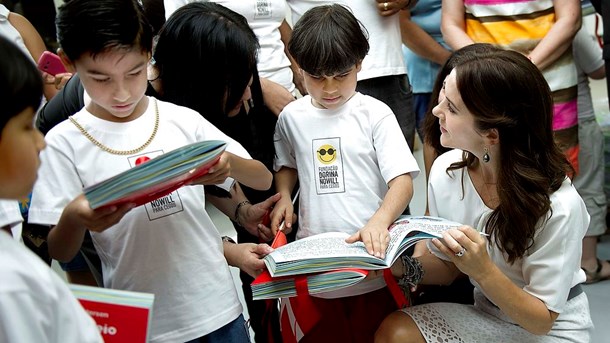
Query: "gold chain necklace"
69 99 159 155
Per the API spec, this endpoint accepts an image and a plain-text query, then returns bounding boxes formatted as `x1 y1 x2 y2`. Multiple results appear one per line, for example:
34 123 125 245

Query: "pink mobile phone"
37 51 67 76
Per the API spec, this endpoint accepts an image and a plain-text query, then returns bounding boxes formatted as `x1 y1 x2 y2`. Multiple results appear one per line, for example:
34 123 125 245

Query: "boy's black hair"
56 0 153 61
288 4 369 76
0 36 43 135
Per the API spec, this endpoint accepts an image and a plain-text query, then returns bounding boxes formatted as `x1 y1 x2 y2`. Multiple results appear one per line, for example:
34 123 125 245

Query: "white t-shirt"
427 149 589 314
573 27 604 121
286 0 407 81
0 5 32 62
29 97 249 343
0 231 103 343
0 199 23 240
164 0 296 93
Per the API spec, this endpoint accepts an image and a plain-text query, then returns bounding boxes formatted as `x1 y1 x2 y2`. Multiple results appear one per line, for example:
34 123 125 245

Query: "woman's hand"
237 193 281 236
376 0 417 17
431 225 492 278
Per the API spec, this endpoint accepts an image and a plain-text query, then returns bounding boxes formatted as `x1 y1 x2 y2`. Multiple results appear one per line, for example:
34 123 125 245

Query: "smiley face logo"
317 144 337 164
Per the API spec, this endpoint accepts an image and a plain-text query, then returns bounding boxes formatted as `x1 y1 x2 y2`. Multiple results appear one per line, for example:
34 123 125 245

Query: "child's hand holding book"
346 220 391 259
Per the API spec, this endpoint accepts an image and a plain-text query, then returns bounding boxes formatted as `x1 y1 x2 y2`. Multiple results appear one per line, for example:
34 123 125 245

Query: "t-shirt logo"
313 138 345 194
316 144 337 164
128 150 184 221
254 0 272 19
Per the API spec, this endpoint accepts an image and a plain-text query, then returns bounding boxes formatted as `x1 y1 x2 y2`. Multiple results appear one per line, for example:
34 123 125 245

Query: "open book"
84 140 226 209
263 215 463 278
70 285 154 343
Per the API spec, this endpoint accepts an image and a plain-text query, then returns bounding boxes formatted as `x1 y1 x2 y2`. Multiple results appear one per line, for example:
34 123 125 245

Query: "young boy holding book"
0 36 102 343
28 0 272 342
267 4 420 341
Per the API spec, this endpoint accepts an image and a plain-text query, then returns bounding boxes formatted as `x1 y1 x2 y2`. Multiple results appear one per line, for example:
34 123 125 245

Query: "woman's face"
226 76 253 117
431 70 483 152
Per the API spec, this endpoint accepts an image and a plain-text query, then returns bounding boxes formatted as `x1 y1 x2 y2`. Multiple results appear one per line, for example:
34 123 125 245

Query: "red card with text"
70 285 154 343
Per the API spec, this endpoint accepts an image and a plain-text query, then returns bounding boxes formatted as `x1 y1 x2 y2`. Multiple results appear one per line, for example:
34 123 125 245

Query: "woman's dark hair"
153 2 259 129
0 36 43 136
423 44 497 156
288 4 369 76
448 49 571 263
56 0 153 61
141 0 166 36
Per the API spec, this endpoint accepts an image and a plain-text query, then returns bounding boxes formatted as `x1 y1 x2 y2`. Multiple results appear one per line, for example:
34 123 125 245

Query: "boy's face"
63 48 150 122
301 63 361 110
0 107 46 199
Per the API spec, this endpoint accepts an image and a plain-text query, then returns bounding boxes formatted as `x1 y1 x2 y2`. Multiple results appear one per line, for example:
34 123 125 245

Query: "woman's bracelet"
234 200 251 227
398 255 424 290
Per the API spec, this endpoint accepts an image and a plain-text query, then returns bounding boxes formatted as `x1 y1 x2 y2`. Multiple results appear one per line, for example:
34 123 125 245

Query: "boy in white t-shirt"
266 4 420 341
0 35 102 343
27 1 273 342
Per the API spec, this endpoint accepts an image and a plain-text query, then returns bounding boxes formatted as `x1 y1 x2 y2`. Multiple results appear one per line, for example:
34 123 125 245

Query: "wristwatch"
222 236 236 244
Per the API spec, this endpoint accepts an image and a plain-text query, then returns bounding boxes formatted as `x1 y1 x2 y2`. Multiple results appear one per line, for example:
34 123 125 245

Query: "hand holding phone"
37 51 67 76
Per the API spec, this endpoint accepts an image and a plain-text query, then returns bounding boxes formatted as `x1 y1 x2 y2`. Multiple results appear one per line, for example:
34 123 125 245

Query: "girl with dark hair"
152 3 283 341
376 48 593 342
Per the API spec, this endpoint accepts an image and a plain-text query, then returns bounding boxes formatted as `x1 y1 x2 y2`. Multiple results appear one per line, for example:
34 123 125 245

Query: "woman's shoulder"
433 149 463 169
550 178 588 214
428 149 464 185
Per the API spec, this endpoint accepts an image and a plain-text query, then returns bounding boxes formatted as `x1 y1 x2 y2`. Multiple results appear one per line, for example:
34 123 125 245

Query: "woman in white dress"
375 47 594 342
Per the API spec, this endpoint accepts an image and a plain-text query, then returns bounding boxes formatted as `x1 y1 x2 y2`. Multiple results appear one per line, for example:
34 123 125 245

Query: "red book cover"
70 285 154 343
84 140 226 209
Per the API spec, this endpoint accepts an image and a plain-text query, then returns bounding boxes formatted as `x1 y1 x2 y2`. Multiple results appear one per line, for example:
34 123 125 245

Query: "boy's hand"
192 152 232 185
65 194 135 233
346 222 390 259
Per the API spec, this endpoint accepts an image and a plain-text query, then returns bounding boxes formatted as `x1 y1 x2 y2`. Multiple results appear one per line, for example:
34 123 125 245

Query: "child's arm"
346 173 413 258
194 151 272 191
266 167 298 238
223 239 274 278
206 182 281 236
47 194 134 262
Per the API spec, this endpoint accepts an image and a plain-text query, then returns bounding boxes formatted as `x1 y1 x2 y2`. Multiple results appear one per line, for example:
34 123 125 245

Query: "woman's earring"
483 147 490 163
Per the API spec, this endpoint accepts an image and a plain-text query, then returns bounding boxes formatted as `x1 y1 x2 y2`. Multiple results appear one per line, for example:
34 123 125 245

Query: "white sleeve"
273 114 297 171
372 113 420 182
573 27 604 75
28 136 84 226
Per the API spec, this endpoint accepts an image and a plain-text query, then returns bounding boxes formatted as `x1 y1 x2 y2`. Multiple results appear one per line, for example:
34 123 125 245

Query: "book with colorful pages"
84 140 226 209
252 268 368 300
70 284 154 343
263 215 463 278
